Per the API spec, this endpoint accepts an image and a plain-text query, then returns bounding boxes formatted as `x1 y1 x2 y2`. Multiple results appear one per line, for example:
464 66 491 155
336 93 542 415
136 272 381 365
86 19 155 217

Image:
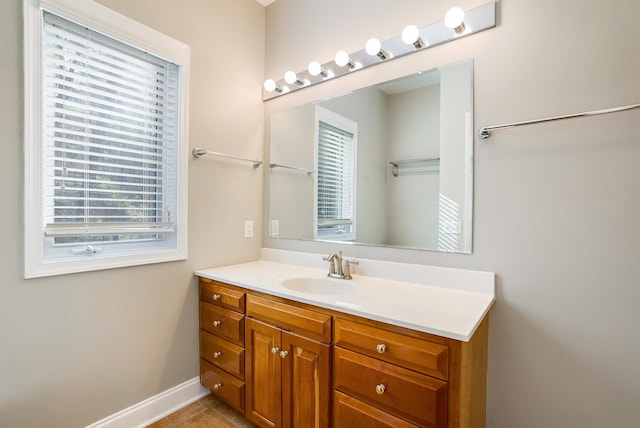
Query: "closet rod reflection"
192 148 262 167
479 103 640 139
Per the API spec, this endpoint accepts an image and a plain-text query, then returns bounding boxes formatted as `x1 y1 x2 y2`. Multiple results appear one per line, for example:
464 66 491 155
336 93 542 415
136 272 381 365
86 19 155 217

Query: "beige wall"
0 0 264 426
263 1 640 427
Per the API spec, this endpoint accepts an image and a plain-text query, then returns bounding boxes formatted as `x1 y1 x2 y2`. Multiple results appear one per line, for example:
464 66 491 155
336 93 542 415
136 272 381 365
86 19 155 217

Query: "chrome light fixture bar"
263 2 496 101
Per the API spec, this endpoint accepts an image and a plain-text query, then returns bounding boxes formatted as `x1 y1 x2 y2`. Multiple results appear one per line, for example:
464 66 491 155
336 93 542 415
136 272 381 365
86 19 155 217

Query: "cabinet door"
281 331 331 428
246 318 282 428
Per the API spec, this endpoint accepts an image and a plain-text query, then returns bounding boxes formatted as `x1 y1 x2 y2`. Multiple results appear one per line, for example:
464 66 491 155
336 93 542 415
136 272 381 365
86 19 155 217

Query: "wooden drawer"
334 347 447 428
246 295 332 343
334 318 449 380
200 330 245 380
200 359 245 413
199 279 245 312
200 301 245 346
334 390 420 428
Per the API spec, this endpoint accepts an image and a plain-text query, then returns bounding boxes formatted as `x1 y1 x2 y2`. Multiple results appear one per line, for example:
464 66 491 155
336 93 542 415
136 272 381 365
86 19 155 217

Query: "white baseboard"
85 377 210 428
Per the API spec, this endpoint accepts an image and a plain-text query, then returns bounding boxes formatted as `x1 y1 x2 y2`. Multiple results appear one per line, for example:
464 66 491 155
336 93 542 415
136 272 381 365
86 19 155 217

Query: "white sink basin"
279 277 358 295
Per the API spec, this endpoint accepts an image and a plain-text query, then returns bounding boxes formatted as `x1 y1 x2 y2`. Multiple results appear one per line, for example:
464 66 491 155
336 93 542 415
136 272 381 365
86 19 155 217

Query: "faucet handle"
322 253 337 274
344 259 359 279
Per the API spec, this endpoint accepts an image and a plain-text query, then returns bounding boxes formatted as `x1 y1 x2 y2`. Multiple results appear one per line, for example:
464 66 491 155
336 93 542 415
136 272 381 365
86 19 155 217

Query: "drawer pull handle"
213 320 222 327
213 351 222 359
280 350 289 359
375 384 386 395
213 294 221 301
376 344 387 353
213 383 223 390
271 347 280 355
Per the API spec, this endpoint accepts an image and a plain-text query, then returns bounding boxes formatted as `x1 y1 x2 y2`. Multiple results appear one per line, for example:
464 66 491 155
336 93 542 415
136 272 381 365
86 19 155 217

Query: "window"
24 0 190 278
314 106 357 240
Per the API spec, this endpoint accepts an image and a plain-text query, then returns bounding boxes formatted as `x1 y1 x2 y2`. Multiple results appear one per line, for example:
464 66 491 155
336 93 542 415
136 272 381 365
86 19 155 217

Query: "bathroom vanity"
195 250 494 428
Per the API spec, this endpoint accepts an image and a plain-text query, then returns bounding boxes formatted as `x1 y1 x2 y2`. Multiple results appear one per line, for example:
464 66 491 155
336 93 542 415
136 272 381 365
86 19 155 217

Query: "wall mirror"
269 58 473 253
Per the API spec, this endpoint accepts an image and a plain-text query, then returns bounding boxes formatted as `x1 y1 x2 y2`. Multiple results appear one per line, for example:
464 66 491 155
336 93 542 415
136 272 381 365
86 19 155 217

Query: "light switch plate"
244 220 254 238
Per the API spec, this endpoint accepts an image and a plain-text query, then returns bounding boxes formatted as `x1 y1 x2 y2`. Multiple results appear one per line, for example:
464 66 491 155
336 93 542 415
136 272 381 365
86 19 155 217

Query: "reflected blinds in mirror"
317 121 355 238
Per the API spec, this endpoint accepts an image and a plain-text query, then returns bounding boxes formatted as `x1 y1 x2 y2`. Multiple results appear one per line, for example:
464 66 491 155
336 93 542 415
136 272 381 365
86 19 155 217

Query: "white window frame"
24 0 190 278
313 106 357 241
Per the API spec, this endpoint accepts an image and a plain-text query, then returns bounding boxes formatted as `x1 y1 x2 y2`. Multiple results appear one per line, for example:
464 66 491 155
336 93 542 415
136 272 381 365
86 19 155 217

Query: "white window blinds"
317 120 355 237
41 11 179 245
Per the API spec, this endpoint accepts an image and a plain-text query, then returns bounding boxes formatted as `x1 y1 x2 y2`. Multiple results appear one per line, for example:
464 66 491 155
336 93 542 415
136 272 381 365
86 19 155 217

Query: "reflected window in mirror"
314 106 357 241
269 59 473 254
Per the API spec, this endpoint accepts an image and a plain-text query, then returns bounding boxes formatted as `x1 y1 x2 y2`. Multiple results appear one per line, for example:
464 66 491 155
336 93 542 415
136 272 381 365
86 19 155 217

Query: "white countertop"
195 249 495 342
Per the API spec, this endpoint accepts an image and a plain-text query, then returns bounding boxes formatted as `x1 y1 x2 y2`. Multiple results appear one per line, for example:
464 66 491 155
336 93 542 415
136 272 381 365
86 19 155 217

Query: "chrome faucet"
323 251 342 277
322 251 359 279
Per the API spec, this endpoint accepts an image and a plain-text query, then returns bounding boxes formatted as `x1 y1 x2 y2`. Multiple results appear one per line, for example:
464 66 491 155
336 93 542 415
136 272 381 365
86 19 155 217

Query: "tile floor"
147 394 257 427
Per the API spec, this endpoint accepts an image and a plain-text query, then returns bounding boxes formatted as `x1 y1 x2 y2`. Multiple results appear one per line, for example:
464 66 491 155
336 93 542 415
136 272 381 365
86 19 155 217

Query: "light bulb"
308 61 322 76
308 61 331 79
283 70 306 86
445 7 466 34
263 79 277 92
284 70 298 85
402 25 424 49
335 50 357 69
334 50 350 67
365 38 389 60
365 38 382 56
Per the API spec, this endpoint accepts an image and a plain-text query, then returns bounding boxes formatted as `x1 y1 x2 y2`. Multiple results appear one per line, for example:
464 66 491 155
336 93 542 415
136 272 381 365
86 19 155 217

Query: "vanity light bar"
262 2 496 101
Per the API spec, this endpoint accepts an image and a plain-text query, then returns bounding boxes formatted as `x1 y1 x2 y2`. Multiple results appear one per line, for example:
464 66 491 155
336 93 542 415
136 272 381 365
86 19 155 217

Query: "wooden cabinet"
334 317 489 428
198 278 489 428
245 318 282 427
281 329 331 428
334 338 447 427
245 295 331 428
198 279 246 413
333 318 448 427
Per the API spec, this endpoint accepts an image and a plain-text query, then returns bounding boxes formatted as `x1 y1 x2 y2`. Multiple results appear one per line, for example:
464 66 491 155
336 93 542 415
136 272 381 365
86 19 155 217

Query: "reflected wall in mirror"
269 59 473 253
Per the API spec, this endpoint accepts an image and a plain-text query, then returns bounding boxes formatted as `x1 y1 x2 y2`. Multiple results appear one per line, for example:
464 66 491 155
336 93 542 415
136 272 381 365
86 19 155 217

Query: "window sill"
25 250 187 279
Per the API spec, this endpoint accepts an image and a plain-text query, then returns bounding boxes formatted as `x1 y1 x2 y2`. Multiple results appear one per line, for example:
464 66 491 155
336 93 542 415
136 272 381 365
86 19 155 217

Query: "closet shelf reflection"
389 158 440 177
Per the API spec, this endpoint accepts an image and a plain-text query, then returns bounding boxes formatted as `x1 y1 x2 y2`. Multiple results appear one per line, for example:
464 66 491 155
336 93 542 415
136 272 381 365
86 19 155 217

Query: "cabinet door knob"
213 320 222 327
213 383 223 390
375 384 386 395
271 347 280 354
213 351 222 359
213 294 221 301
280 350 289 359
376 344 387 353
